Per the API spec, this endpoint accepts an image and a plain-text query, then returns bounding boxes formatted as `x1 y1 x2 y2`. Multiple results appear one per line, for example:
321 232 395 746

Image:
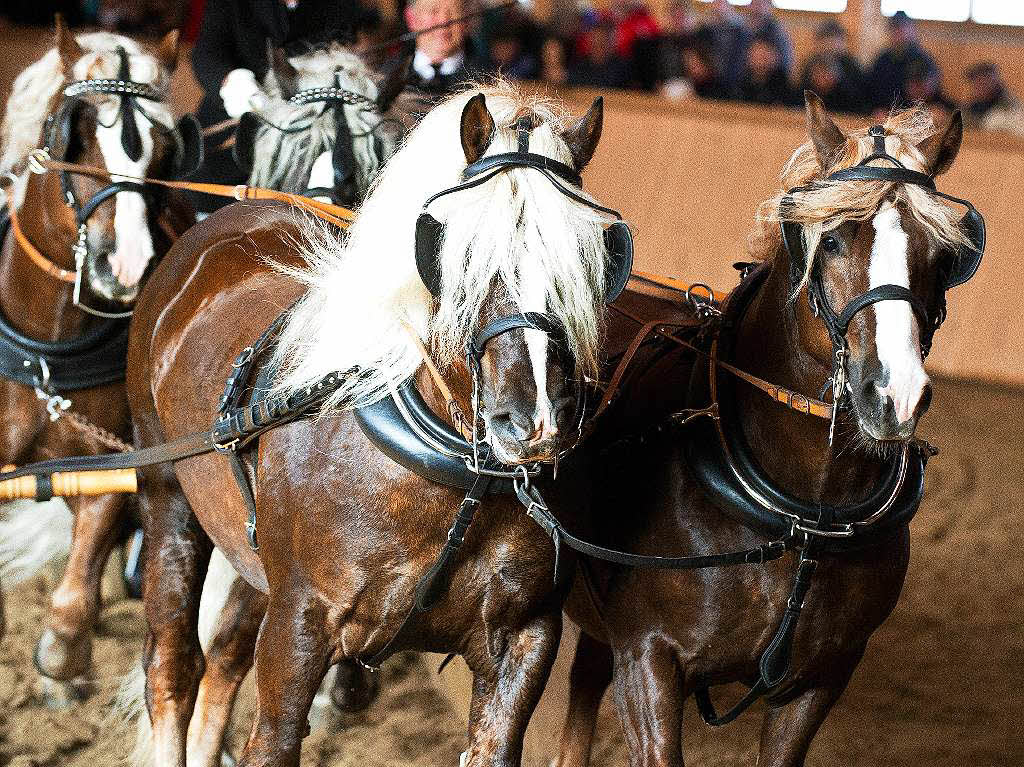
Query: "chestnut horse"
556 96 979 766
0 20 194 701
127 84 625 766
194 39 425 728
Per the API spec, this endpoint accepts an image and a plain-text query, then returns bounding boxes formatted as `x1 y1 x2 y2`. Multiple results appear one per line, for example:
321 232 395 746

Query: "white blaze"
95 107 155 288
308 151 335 201
522 258 558 442
869 203 929 424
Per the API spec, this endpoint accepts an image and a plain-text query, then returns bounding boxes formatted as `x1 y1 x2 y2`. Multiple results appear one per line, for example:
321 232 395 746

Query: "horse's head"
419 92 630 464
236 42 416 206
28 20 191 305
779 92 981 446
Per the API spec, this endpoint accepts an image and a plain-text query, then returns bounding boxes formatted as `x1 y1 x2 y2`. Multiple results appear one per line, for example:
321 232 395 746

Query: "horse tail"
0 499 73 586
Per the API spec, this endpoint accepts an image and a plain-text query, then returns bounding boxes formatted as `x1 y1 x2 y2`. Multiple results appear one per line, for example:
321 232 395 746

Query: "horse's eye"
821 235 840 254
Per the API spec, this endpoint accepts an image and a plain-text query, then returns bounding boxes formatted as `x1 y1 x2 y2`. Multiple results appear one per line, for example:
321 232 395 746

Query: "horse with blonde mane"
555 93 981 767
0 17 194 703
126 82 628 766
231 42 422 206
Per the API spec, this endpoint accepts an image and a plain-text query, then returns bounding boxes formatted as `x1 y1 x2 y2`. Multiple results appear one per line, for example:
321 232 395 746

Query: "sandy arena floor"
0 22 1021 767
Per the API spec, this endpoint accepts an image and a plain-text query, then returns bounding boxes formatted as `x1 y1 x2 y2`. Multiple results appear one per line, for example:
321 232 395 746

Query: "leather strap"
6 201 76 283
607 302 834 422
470 312 563 360
463 152 582 188
835 284 929 336
628 270 728 302
825 165 936 189
25 156 357 229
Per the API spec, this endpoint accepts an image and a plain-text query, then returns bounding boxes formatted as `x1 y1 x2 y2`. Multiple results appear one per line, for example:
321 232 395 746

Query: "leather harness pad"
174 114 204 179
232 111 261 175
0 210 129 391
353 378 515 494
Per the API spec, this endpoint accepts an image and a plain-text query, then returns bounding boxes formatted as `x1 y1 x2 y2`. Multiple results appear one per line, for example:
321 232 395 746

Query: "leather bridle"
780 124 986 442
6 47 199 318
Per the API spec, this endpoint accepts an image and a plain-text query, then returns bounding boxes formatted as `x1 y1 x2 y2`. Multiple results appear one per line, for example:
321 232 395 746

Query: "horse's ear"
563 96 603 172
460 93 494 165
918 110 963 177
156 28 180 72
376 52 412 113
804 90 846 169
55 13 83 75
267 41 298 99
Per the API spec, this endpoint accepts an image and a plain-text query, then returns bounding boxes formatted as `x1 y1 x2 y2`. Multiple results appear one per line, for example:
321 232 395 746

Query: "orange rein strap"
28 153 357 229
607 293 834 422
4 199 76 283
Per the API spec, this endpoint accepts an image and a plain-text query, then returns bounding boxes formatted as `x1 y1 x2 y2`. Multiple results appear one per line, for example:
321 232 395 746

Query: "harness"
232 82 392 206
780 125 986 442
3 46 203 319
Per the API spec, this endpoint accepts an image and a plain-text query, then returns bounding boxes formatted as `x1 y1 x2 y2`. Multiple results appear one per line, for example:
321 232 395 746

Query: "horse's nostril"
490 411 533 441
915 383 933 418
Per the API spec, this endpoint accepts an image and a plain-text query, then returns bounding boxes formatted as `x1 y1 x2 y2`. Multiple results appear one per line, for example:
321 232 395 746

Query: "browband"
470 312 564 360
463 152 582 188
825 166 936 189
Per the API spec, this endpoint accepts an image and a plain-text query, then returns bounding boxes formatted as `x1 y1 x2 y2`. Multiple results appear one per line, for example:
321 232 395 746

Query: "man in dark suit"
867 10 938 113
405 0 480 97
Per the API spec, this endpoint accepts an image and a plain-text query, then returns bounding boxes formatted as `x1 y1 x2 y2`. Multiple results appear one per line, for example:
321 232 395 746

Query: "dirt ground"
0 21 1022 767
0 376 1020 766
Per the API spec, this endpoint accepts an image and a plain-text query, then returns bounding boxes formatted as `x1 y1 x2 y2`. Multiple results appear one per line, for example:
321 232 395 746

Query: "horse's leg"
140 458 212 767
328 659 380 713
237 588 331 767
35 492 125 698
610 642 685 767
186 574 267 767
756 675 852 767
555 630 614 767
463 611 562 767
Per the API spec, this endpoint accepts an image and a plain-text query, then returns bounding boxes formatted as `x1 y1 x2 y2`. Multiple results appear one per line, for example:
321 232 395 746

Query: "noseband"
780 124 986 441
25 47 197 318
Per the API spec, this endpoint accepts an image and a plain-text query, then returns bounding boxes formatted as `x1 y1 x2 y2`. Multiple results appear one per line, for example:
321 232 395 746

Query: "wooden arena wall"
558 88 1021 387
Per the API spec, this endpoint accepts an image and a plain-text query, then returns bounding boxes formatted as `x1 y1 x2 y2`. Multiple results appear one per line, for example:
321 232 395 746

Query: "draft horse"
127 85 630 766
0 19 196 700
556 94 984 766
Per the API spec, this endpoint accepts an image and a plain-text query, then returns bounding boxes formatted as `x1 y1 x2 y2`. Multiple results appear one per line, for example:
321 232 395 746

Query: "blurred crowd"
3 0 1022 134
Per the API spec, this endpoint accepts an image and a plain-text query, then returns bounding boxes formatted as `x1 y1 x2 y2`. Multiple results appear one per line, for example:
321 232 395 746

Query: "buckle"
27 149 51 175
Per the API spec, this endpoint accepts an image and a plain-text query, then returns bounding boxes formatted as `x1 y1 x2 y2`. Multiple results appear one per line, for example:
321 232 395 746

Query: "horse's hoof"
34 628 92 682
328 662 380 713
35 674 91 709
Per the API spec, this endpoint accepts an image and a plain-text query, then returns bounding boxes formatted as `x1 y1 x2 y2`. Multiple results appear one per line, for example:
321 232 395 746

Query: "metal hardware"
27 149 50 175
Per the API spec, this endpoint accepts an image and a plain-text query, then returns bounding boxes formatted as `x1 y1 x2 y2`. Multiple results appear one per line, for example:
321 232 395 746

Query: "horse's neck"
1 176 95 341
731 260 886 505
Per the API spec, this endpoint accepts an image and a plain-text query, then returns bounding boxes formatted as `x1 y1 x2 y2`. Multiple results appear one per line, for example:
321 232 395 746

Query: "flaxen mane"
0 31 173 207
751 107 973 290
271 81 614 410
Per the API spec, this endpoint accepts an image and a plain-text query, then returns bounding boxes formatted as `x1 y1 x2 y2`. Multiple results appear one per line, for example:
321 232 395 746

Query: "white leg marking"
95 116 155 287
869 203 929 424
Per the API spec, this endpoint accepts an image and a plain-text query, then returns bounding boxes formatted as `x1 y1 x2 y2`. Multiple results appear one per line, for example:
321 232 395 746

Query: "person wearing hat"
798 20 867 114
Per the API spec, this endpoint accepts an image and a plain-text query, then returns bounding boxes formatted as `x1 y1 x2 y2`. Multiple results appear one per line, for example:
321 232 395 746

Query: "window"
697 0 847 10
882 1 1024 26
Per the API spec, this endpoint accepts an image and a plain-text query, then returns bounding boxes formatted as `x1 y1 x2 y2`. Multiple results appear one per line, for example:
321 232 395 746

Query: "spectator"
567 16 633 89
661 39 728 101
695 0 753 94
539 36 570 86
658 0 698 84
799 20 866 114
747 0 794 77
867 10 937 111
801 53 865 115
904 58 956 125
964 62 1022 131
487 28 538 80
405 0 482 96
737 35 799 107
609 0 661 60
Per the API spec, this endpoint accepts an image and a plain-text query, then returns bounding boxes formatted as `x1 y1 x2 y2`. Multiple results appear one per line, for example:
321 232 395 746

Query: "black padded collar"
0 209 128 391
353 378 517 493
683 265 926 550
